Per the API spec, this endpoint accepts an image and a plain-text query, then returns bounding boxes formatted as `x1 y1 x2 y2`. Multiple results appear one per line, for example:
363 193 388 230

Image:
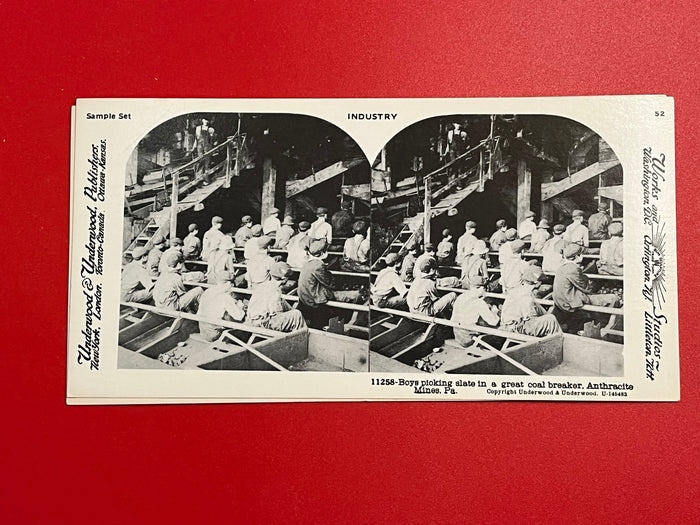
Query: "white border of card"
67 96 678 404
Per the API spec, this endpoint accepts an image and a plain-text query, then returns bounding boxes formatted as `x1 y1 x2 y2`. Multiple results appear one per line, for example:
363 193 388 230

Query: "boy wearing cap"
234 216 254 248
498 228 519 266
287 221 312 269
371 253 408 310
459 239 490 287
342 221 370 272
500 239 529 294
489 219 508 251
588 202 613 240
331 200 354 238
597 222 623 275
183 224 201 259
400 243 419 283
147 235 166 277
153 251 203 313
298 239 364 326
456 221 478 264
262 208 281 237
248 262 306 332
246 236 276 289
243 224 264 260
207 235 236 284
121 247 154 303
564 210 589 248
530 219 551 253
309 207 333 243
406 258 456 317
518 211 537 240
196 271 246 342
158 237 184 275
275 216 296 249
501 265 561 337
553 243 619 327
450 276 500 347
541 224 568 273
436 229 455 266
202 216 226 261
413 243 461 288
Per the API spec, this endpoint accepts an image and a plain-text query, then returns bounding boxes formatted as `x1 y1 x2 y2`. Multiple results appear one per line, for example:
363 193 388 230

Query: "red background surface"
2 1 699 523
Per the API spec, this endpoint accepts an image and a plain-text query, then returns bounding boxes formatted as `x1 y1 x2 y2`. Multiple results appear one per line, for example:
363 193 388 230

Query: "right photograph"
369 114 624 376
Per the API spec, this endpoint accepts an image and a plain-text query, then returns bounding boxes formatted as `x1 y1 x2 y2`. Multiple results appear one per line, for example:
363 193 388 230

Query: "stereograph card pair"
67 96 679 403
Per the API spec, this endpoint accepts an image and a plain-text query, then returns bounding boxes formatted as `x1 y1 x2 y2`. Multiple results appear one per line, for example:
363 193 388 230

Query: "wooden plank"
542 161 620 201
285 158 364 198
261 158 276 221
517 159 532 226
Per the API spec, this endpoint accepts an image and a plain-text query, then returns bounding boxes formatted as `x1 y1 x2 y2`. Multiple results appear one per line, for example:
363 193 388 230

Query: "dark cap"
188 223 198 232
496 219 507 228
521 265 544 284
269 207 280 215
537 219 550 229
316 207 328 216
282 216 295 226
465 220 477 229
163 251 183 268
505 228 517 241
212 216 223 224
270 261 292 280
241 215 253 224
418 257 436 274
251 224 263 236
352 220 366 234
553 224 566 234
298 221 311 231
572 209 585 218
171 237 183 247
442 229 451 237
424 242 436 252
598 202 609 211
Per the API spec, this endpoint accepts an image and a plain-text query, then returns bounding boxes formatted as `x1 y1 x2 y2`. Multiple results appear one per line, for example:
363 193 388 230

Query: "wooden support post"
224 136 233 188
262 157 276 220
169 166 179 240
516 159 532 226
540 170 553 222
423 174 431 244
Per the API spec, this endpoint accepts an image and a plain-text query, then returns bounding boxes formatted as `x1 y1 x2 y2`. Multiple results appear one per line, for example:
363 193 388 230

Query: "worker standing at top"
456 220 478 264
518 211 537 240
183 223 201 259
262 207 281 238
287 221 312 269
331 201 354 238
529 219 551 253
234 215 254 248
248 262 306 332
342 221 370 272
564 210 589 248
541 224 568 273
309 207 333 243
597 222 623 275
121 247 154 303
202 216 226 261
489 219 509 251
275 216 296 249
588 202 613 240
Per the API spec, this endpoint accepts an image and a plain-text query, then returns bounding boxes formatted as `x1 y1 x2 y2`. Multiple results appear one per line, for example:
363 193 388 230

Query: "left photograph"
119 113 371 371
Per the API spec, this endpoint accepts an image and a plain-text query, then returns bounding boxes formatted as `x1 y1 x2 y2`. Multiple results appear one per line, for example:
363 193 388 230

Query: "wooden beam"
541 161 620 201
285 158 364 198
423 174 431 244
516 159 531 226
540 170 553 222
261 158 276 220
